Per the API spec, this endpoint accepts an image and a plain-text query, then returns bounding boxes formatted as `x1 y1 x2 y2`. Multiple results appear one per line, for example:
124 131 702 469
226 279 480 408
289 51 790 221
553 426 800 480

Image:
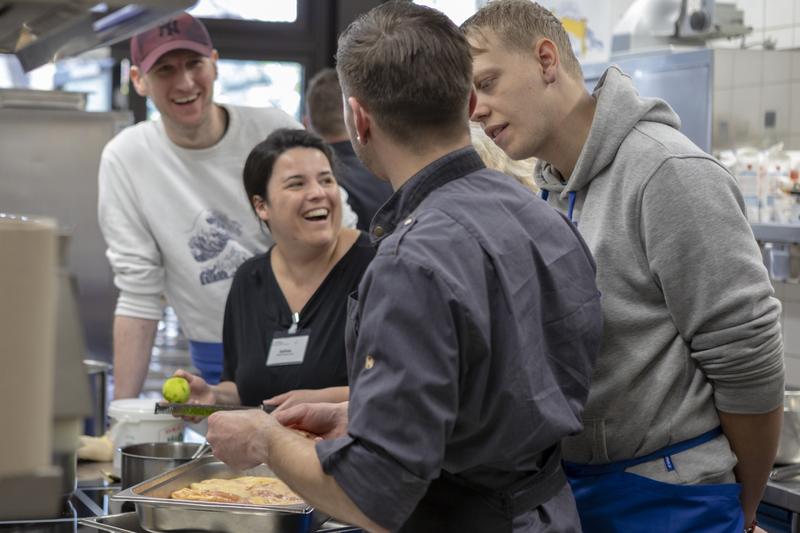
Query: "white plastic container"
108 399 183 476
734 148 761 223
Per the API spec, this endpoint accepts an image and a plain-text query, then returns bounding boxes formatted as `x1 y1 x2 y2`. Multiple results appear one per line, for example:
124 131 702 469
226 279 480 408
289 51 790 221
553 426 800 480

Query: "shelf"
751 224 800 244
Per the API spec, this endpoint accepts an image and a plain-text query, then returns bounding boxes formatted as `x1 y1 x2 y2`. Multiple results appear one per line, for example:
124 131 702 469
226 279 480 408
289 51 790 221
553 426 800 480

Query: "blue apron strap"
540 190 549 201
564 427 723 476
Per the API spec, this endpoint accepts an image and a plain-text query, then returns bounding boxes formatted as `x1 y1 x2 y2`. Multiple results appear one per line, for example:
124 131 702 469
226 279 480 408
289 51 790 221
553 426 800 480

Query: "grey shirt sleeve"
316 252 462 531
640 156 784 414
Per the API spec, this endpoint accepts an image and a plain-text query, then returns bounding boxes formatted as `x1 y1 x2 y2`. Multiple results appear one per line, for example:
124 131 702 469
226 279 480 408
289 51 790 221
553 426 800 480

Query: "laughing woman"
175 128 375 413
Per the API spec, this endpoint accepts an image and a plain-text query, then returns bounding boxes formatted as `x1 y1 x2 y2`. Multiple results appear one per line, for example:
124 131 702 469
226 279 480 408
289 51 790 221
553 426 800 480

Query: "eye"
320 175 335 186
477 77 495 91
286 179 303 189
153 65 174 76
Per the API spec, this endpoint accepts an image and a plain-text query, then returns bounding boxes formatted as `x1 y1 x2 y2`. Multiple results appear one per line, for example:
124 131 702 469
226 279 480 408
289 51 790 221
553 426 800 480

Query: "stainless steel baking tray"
78 512 146 533
112 456 328 533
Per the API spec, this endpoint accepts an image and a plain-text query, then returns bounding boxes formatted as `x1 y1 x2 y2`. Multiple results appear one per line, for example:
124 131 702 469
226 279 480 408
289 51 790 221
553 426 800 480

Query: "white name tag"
266 332 309 366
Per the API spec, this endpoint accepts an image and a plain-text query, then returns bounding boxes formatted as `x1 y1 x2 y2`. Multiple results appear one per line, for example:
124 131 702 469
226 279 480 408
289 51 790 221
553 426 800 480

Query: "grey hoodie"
535 67 784 481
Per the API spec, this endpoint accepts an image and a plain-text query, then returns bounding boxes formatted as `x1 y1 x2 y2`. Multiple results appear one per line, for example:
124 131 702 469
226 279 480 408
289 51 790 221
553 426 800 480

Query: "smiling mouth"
303 208 330 222
172 94 199 105
485 123 508 141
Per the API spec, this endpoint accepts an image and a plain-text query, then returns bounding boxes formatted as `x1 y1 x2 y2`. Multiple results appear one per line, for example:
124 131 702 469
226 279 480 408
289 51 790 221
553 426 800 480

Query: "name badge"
266 331 309 366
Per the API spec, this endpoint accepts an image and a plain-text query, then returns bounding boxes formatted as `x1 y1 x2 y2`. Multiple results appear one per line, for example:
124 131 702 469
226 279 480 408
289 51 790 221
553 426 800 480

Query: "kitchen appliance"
0 0 195 72
0 214 61 520
120 442 204 489
612 0 750 54
0 90 132 361
113 456 329 533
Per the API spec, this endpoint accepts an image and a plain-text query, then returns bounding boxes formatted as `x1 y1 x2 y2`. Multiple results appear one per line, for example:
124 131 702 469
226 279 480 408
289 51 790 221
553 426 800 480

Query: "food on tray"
162 376 190 403
170 475 303 505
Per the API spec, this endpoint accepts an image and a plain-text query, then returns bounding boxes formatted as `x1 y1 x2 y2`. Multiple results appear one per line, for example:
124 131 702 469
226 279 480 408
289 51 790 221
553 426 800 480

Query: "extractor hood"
0 1 195 72
612 0 751 55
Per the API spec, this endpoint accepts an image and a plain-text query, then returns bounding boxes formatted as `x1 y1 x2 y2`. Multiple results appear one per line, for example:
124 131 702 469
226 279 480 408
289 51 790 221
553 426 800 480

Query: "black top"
330 141 394 231
221 232 375 406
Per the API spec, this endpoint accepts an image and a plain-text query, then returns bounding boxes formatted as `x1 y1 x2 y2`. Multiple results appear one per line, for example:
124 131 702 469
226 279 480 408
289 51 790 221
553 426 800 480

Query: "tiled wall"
775 281 800 386
712 48 800 150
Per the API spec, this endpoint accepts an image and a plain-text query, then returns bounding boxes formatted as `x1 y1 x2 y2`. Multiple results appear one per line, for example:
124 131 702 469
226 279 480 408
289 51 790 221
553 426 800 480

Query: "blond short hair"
461 0 583 80
470 122 537 192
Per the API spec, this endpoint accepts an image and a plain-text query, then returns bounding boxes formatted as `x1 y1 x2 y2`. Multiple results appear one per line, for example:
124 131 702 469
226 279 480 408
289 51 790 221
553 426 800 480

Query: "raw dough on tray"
171 476 303 505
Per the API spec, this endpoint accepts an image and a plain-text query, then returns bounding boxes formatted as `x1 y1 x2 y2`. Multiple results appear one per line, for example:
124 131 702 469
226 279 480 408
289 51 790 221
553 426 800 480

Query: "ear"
347 96 370 145
211 49 219 80
302 115 311 130
252 194 270 223
534 38 559 84
468 89 477 117
130 65 148 97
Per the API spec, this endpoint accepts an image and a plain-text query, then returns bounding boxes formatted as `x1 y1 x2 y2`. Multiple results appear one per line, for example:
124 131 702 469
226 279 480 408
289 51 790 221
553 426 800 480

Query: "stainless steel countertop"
763 478 800 513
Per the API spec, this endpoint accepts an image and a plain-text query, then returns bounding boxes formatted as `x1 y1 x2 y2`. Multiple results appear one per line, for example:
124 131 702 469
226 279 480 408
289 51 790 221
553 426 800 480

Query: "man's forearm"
718 405 783 526
113 315 158 399
267 428 388 533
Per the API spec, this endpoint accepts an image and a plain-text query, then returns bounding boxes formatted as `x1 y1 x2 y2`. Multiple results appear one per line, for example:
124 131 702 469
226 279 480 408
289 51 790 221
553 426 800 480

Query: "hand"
274 402 349 440
172 369 215 423
206 409 277 470
264 389 329 413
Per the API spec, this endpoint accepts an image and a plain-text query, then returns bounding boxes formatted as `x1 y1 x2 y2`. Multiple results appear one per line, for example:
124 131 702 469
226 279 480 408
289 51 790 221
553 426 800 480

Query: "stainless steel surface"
772 463 800 482
0 1 195 72
84 359 112 436
79 512 361 533
112 456 328 533
777 390 800 465
190 441 211 460
120 442 203 490
79 512 147 533
53 449 78 505
0 106 131 361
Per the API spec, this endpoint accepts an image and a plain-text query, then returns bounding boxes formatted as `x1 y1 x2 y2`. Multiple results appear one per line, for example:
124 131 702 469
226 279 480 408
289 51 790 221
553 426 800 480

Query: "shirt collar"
369 146 485 244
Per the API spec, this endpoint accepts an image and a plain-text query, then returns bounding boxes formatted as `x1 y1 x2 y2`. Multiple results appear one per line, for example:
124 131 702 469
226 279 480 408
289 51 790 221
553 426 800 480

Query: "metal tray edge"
111 456 314 515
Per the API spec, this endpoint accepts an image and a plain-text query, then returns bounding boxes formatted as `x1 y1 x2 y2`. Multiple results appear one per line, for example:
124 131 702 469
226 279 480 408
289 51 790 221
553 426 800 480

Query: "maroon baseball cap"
130 13 213 73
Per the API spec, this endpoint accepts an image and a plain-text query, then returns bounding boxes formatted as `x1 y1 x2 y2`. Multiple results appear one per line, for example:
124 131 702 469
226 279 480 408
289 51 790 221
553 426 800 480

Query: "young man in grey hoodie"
463 2 783 532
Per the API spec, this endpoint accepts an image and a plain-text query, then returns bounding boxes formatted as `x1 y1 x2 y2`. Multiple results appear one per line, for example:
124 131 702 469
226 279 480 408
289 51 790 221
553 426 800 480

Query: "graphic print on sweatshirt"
187 209 251 286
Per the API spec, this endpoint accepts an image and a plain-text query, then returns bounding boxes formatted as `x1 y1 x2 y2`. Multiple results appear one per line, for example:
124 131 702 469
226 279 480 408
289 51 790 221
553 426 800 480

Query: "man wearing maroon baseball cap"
97 13 356 400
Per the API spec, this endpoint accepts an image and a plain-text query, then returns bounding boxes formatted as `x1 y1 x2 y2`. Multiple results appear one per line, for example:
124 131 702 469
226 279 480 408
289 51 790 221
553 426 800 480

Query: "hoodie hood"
534 66 681 198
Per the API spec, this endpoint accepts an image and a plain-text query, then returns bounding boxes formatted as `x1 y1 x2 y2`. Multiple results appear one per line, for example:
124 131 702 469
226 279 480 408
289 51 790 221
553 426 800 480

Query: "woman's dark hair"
243 128 335 208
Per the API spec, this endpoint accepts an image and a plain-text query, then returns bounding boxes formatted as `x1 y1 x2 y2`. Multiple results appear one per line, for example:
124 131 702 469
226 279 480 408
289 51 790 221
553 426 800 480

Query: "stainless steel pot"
120 442 203 489
775 389 800 465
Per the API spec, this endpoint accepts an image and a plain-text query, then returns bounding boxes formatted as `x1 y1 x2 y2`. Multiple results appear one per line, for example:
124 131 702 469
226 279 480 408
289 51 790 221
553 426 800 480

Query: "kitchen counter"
764 478 800 513
1 461 360 532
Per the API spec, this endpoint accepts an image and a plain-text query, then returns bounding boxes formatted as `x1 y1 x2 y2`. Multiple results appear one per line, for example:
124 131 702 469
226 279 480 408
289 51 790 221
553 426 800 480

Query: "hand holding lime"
162 376 190 403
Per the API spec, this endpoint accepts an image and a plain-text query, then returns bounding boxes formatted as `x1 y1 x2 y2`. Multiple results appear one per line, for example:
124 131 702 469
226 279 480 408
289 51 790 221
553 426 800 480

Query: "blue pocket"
567 470 743 533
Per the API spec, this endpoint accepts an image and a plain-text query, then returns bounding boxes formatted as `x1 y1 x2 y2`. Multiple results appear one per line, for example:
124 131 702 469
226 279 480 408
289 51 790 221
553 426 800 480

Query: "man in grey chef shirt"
205 3 602 531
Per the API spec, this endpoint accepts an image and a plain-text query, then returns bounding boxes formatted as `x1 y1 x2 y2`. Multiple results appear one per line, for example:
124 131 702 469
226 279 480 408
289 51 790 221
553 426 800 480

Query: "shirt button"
365 355 375 369
403 217 413 226
374 226 384 237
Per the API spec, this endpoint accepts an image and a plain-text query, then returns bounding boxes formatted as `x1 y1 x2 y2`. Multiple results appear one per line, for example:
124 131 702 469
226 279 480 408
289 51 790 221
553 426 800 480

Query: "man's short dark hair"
305 68 346 139
336 1 473 147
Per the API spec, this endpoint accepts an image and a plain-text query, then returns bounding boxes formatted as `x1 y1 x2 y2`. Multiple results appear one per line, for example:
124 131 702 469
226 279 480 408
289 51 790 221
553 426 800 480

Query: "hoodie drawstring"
540 190 578 224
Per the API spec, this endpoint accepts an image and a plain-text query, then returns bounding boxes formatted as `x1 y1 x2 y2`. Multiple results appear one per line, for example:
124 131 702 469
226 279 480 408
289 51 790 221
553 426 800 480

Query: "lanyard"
287 312 300 334
540 189 577 224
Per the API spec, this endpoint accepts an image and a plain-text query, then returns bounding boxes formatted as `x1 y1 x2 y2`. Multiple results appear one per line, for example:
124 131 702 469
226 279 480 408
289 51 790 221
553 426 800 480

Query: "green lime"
162 376 190 403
